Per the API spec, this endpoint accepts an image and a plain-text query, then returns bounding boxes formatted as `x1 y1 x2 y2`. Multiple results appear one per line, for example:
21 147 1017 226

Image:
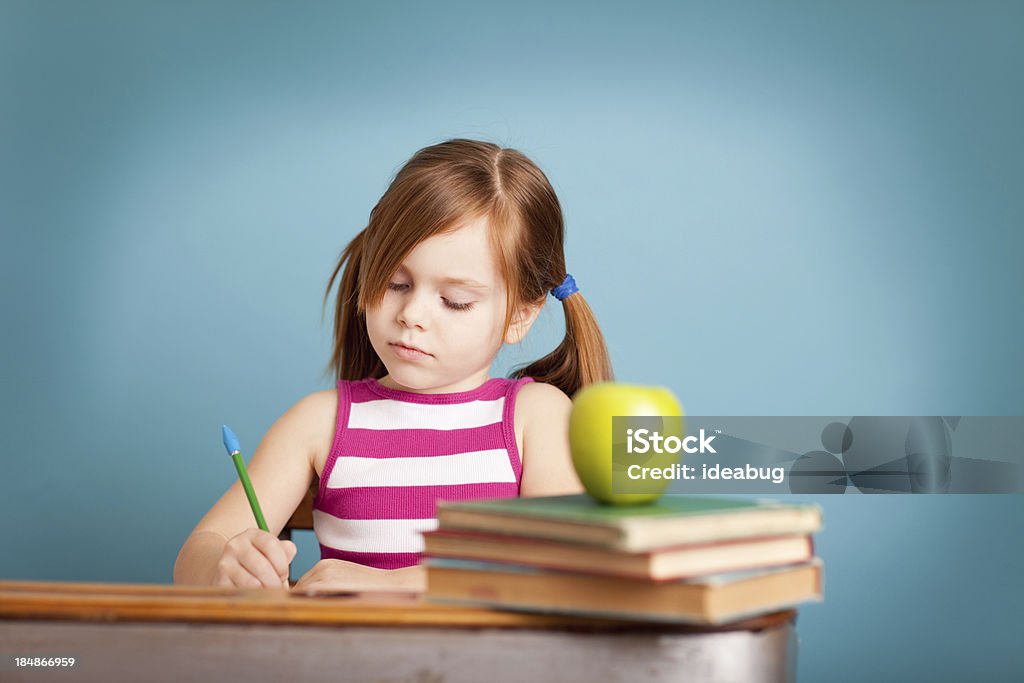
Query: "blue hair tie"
551 273 578 301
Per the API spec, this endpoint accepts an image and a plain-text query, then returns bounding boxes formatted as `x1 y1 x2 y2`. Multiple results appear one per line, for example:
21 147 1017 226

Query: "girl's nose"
397 294 428 330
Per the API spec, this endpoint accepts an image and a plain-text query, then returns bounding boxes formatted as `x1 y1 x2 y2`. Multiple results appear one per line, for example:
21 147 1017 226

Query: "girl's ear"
504 297 545 345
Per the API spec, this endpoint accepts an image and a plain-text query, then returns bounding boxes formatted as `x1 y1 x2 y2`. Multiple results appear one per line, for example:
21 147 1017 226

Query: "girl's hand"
292 559 426 595
212 528 297 589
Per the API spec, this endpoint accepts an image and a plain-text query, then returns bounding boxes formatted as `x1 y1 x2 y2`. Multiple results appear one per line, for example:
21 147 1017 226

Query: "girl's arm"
517 382 585 497
292 560 425 594
173 390 335 587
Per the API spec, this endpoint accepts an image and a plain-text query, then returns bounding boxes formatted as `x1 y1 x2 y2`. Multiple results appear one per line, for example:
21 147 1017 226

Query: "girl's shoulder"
280 388 339 471
513 381 583 496
289 387 339 416
513 380 572 429
514 379 570 404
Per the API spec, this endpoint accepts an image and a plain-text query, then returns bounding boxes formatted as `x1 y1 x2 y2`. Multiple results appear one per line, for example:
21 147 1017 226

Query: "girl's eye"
389 283 473 311
443 298 474 312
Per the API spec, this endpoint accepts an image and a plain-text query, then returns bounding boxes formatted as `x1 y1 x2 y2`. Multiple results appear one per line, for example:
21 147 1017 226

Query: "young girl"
173 139 613 593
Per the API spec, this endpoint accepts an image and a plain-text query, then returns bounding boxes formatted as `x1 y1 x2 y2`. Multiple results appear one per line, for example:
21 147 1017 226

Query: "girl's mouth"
390 343 431 360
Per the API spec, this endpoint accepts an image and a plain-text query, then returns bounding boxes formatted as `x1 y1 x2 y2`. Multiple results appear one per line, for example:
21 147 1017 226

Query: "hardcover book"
425 557 824 625
423 528 814 580
435 494 823 552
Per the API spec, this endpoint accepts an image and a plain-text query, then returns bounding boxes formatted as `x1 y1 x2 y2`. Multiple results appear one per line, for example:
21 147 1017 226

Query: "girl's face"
365 215 526 394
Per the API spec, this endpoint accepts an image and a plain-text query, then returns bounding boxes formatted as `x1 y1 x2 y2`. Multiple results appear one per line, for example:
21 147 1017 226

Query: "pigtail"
511 291 613 399
323 229 386 382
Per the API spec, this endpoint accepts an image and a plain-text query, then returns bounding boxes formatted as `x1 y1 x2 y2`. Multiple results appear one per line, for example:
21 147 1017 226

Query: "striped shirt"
312 375 533 569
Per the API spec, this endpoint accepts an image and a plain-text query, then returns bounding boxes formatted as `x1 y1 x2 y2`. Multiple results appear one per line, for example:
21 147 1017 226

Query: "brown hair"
323 139 613 398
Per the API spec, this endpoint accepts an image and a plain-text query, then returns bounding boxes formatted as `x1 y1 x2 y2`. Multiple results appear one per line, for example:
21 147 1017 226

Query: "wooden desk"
0 581 797 682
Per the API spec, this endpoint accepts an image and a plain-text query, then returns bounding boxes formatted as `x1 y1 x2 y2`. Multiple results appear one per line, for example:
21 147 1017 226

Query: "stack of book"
423 494 823 625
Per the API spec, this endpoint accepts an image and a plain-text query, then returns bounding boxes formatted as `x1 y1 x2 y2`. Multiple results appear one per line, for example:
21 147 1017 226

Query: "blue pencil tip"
222 425 241 455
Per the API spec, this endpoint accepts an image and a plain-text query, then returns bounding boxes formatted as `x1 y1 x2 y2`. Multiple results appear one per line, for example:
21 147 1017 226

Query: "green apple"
569 382 685 506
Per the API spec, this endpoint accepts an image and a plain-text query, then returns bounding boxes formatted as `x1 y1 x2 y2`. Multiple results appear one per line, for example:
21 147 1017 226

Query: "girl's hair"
323 138 613 398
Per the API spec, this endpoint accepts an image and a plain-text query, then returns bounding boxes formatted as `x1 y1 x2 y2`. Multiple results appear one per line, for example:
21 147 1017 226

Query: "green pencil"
221 424 269 532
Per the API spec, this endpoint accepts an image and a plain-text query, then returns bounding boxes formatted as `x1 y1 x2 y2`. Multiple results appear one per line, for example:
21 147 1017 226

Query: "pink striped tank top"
312 375 533 569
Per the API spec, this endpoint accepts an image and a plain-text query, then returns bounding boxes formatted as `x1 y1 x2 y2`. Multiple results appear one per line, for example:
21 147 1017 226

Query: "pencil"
221 424 269 532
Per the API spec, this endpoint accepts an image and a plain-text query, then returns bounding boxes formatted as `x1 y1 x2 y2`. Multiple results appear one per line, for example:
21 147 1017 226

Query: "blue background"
2 1 1022 680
